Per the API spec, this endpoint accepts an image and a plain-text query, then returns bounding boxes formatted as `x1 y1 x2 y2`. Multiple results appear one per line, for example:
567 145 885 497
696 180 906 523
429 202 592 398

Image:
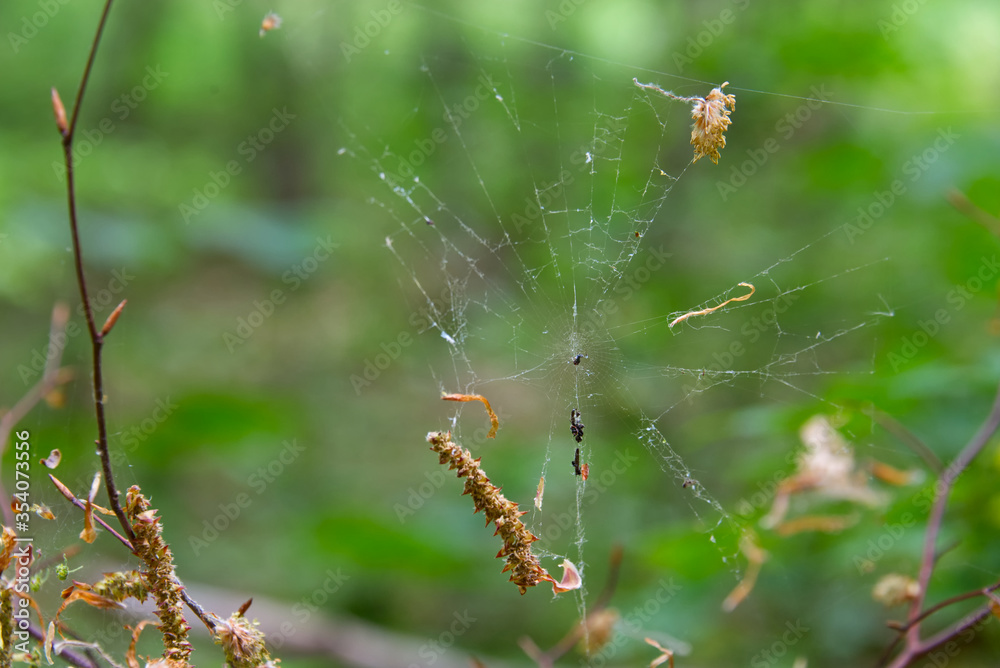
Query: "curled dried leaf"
441 392 499 438
57 585 127 621
40 449 62 469
550 559 582 594
127 620 157 668
669 282 755 328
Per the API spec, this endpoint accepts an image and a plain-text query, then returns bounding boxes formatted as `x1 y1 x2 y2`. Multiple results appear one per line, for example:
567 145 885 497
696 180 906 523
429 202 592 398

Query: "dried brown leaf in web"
441 392 499 438
39 449 61 469
634 78 736 164
669 282 754 328
689 82 736 164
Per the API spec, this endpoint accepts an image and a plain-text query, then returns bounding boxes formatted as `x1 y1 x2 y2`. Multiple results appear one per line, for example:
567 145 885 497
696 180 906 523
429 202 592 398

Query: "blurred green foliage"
1 0 1000 666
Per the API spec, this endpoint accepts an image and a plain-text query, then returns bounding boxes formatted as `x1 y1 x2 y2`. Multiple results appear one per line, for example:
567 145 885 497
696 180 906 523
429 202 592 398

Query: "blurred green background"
2 1 1000 666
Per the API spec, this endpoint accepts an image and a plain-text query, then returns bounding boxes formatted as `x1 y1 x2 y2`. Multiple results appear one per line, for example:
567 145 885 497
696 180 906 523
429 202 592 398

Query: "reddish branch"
881 381 1000 667
51 0 223 646
54 0 135 546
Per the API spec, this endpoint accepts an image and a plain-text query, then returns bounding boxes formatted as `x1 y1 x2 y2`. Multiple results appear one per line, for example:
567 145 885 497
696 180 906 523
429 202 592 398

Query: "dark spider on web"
571 448 582 476
570 409 584 443
571 354 585 365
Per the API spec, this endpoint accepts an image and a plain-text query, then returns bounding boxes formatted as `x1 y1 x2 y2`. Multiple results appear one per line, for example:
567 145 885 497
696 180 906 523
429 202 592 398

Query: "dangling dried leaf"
550 559 582 594
57 585 127 621
40 449 61 469
634 78 736 164
441 392 499 438
534 477 544 511
872 573 920 607
690 82 736 164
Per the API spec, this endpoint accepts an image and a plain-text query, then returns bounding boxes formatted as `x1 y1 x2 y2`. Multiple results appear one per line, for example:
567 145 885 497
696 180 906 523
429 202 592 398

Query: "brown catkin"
426 432 551 594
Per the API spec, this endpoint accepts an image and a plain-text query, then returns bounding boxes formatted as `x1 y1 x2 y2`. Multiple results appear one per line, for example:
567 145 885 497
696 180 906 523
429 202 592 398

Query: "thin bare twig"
48 474 133 551
0 303 71 525
863 404 944 474
180 589 218 633
56 0 135 546
948 189 1000 239
27 623 98 668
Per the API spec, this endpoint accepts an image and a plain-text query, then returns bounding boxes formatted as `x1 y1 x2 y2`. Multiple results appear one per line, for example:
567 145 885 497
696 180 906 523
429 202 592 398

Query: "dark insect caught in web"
571 448 582 476
571 354 584 365
570 409 584 443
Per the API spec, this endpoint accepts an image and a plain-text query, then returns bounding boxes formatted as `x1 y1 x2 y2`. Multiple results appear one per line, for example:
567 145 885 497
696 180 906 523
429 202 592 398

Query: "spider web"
338 15 896 654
